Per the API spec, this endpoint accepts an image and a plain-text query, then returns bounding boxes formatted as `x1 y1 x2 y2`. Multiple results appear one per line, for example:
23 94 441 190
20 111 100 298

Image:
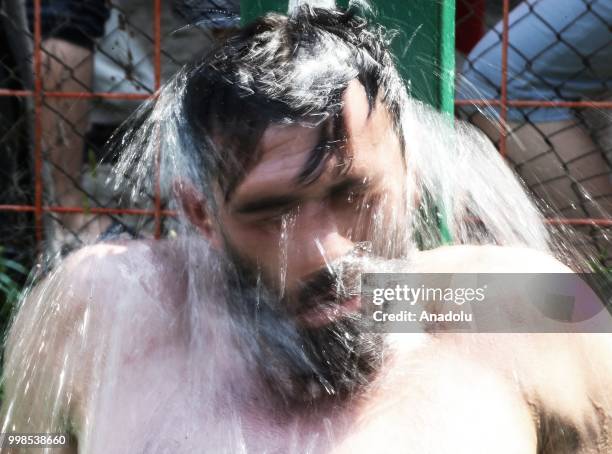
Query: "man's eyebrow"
231 194 300 215
296 116 347 185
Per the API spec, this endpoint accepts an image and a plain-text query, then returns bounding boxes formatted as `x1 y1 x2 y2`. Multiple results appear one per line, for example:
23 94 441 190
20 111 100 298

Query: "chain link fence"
0 0 610 280
456 0 612 266
0 1 237 268
0 0 241 337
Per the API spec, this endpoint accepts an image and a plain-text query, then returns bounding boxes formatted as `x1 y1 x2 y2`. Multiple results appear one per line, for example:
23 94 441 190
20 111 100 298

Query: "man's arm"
0 245 119 452
1 243 151 453
0 257 90 452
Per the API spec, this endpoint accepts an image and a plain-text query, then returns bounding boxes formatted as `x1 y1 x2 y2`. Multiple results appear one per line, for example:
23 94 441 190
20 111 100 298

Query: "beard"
218 239 385 409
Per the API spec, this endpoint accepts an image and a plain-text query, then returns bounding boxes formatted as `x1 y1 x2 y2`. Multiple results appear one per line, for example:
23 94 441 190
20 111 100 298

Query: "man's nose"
288 201 354 278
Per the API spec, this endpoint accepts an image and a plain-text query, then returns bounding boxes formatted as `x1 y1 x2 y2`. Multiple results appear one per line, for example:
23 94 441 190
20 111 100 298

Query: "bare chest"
80 363 413 454
77 339 418 454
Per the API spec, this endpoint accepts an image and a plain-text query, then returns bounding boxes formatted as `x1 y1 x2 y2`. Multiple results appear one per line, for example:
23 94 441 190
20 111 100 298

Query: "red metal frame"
455 99 612 109
0 89 151 99
0 0 608 250
33 0 43 245
154 0 163 239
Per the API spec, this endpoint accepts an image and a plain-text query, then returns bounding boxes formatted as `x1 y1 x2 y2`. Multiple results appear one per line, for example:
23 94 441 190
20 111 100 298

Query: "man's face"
214 81 406 326
188 80 407 404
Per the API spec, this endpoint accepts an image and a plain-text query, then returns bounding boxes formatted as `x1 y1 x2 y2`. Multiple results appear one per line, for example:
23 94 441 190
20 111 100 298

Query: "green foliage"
587 249 612 310
0 246 27 341
0 246 27 406
588 248 611 275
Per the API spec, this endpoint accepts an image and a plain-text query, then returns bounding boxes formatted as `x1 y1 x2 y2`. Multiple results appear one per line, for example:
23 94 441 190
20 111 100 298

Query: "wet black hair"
182 5 404 200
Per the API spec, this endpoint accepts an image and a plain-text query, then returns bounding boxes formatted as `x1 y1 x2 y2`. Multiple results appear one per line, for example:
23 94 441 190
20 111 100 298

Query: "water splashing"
1 3 611 453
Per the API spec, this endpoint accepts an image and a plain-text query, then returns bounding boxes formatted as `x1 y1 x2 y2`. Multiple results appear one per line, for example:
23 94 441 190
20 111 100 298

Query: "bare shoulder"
411 244 571 273
60 240 157 287
55 240 185 309
8 242 161 341
7 240 186 358
407 245 612 451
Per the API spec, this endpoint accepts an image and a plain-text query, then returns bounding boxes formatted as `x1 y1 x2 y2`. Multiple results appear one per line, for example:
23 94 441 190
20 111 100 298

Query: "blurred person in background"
457 0 612 265
28 0 239 255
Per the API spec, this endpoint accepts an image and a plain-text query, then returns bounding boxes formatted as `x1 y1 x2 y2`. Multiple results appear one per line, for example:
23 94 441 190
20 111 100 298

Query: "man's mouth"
288 250 369 328
295 294 362 328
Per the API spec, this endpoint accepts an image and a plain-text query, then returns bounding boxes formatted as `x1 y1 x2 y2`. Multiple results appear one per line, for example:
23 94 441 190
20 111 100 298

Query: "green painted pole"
438 0 456 243
439 0 456 116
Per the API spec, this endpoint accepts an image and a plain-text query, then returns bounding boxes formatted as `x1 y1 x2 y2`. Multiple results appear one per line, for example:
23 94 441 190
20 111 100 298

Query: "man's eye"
255 210 293 228
332 185 368 204
261 213 285 224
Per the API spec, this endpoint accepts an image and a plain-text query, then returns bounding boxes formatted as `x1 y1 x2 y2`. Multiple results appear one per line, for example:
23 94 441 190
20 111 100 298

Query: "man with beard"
2 5 612 454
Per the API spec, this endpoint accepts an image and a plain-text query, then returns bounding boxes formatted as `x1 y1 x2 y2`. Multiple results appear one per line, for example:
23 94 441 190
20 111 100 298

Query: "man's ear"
172 179 222 250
